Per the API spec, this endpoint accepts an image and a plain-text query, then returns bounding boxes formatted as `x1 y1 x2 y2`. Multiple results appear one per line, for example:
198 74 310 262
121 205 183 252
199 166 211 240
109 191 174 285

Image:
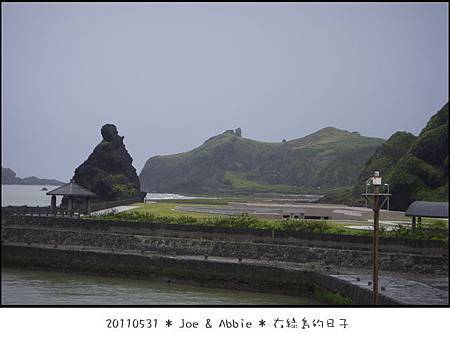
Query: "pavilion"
46 180 96 215
405 201 448 228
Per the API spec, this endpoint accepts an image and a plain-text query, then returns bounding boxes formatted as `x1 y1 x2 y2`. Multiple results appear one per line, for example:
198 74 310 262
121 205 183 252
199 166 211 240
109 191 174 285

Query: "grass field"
105 202 375 236
101 200 448 241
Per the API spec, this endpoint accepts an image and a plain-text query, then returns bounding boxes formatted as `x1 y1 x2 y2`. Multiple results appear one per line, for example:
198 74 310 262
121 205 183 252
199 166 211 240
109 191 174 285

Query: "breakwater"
2 225 447 274
2 243 400 305
1 215 448 305
2 215 448 273
3 215 448 252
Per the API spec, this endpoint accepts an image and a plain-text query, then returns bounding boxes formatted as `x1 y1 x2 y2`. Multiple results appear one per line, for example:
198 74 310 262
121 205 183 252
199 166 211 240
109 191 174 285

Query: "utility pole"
362 171 391 305
372 182 380 305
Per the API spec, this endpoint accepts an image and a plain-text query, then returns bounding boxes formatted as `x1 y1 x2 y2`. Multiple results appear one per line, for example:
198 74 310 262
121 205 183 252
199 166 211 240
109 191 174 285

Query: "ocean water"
0 185 196 207
1 184 62 207
1 186 320 305
1 268 320 305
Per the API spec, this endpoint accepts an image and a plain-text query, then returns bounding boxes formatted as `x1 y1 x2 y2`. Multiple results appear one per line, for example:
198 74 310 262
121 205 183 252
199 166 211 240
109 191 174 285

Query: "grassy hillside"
351 131 417 203
139 127 384 194
351 103 448 211
387 103 449 210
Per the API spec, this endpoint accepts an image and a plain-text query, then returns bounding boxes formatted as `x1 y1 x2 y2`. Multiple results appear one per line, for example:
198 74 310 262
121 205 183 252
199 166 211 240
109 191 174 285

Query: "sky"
1 2 448 182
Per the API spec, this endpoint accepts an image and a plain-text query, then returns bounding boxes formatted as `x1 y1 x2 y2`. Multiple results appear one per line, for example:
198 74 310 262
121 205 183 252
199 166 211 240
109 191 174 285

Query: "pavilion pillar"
418 217 422 226
68 196 73 216
51 195 56 214
86 197 91 216
412 216 416 230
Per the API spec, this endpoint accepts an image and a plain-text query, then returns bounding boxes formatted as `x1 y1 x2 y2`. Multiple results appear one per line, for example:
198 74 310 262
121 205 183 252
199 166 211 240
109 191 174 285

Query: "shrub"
95 211 447 242
390 222 448 241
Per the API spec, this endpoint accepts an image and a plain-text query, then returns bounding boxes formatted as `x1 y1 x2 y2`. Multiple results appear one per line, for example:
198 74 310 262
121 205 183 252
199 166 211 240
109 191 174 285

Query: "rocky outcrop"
69 124 144 202
1 167 18 184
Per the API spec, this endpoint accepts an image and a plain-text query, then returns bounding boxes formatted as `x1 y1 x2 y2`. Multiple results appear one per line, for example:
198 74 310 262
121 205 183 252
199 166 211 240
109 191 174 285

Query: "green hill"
352 131 417 201
387 103 449 210
139 127 384 194
352 102 449 210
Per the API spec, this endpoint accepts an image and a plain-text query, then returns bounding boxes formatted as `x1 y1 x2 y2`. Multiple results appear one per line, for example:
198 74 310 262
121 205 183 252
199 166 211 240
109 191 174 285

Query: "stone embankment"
1 215 448 305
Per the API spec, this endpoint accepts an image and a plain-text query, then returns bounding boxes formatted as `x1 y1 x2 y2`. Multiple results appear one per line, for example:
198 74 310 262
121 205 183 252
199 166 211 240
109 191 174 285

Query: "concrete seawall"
1 215 448 305
2 225 447 274
1 243 401 305
3 215 447 253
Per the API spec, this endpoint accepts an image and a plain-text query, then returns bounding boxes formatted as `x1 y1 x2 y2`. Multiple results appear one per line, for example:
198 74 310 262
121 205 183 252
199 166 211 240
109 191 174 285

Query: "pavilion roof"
46 181 96 197
405 201 448 218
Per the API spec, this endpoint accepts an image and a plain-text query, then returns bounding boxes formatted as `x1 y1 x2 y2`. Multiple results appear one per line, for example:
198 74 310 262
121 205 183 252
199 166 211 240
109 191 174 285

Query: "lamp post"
362 171 391 305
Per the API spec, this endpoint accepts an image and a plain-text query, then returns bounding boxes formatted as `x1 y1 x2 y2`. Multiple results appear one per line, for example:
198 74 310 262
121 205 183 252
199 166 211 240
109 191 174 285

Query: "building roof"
405 201 448 218
46 181 96 197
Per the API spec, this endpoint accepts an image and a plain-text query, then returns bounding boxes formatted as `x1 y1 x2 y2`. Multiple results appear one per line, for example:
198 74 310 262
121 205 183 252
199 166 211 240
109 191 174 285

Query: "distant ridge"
1 167 65 186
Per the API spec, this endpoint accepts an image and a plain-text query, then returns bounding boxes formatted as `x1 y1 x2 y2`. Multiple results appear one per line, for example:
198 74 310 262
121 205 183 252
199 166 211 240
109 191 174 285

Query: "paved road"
91 205 139 216
331 274 448 305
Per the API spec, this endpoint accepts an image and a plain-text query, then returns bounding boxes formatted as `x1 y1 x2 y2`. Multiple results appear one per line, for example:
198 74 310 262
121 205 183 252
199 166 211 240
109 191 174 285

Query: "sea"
1 184 317 305
0 185 201 207
1 268 318 305
1 184 62 207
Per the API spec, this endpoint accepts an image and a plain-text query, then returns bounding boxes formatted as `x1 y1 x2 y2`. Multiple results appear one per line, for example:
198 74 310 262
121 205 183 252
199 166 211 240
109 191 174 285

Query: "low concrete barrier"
1 244 401 305
2 226 447 274
2 215 447 253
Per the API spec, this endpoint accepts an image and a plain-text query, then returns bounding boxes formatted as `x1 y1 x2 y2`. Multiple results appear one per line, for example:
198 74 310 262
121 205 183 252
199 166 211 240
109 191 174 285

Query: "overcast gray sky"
2 3 448 181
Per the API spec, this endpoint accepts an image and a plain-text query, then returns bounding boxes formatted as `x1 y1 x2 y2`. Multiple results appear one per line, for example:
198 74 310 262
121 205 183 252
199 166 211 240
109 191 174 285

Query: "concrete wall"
1 244 400 305
3 215 447 253
2 225 447 274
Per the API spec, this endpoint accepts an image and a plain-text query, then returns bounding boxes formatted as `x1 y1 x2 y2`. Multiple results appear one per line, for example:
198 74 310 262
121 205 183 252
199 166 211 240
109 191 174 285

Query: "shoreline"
1 215 447 305
2 243 402 305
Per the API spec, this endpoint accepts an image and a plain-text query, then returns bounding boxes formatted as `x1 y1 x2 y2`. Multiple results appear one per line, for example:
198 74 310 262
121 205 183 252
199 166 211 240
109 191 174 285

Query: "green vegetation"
98 202 448 241
352 131 417 204
353 103 448 210
357 131 417 181
223 171 302 193
314 286 352 305
385 219 449 241
100 205 365 234
139 127 384 194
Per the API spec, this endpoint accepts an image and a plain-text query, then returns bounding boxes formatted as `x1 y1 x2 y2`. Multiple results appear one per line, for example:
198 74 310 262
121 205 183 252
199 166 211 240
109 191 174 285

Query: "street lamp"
362 171 391 305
